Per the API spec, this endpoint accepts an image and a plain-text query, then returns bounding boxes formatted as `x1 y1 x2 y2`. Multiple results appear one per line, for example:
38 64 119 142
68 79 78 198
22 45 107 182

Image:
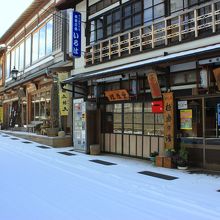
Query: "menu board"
180 109 192 130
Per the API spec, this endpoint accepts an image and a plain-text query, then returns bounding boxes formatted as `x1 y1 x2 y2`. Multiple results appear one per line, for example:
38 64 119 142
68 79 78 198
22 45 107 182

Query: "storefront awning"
55 0 82 10
62 43 220 85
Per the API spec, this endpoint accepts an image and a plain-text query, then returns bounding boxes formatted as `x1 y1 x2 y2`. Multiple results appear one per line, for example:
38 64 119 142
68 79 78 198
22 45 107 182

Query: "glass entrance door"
177 96 220 169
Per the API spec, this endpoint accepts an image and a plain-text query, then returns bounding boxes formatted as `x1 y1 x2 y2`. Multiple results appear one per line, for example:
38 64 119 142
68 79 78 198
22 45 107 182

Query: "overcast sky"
0 0 33 37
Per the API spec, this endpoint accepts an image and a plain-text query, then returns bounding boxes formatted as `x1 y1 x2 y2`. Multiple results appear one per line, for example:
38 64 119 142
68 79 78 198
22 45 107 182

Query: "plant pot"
177 166 188 170
46 128 59 137
149 156 156 165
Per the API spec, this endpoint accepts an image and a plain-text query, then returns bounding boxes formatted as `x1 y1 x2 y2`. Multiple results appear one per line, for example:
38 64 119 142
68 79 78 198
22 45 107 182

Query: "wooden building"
0 0 73 140
55 0 220 170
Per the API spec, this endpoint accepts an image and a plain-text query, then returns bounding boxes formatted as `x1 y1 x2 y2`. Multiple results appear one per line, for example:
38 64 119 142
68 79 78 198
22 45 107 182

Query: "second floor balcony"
85 0 220 66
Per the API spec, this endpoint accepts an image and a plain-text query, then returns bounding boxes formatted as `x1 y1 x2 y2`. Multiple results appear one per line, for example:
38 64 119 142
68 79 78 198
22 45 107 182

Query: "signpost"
72 11 81 57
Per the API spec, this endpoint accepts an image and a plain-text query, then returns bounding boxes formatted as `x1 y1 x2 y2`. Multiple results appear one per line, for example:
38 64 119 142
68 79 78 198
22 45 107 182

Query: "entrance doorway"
177 96 220 170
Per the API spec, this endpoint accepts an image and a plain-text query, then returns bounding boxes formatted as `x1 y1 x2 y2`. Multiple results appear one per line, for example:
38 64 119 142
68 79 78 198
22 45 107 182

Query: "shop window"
31 89 51 121
113 103 122 133
102 102 163 136
144 102 164 136
124 103 133 134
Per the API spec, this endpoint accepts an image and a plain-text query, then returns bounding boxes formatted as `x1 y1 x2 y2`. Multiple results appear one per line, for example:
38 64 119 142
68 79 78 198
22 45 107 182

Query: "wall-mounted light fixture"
11 66 18 80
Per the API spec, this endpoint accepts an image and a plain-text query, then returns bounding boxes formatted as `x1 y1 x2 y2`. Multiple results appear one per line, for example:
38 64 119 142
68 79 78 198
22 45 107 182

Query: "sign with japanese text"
180 109 192 130
163 92 174 149
217 104 220 126
105 90 129 101
58 72 70 116
147 72 162 99
72 11 81 57
178 100 187 110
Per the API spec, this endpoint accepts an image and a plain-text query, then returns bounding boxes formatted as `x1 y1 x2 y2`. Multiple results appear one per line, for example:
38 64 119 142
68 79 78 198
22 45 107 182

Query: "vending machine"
72 98 98 153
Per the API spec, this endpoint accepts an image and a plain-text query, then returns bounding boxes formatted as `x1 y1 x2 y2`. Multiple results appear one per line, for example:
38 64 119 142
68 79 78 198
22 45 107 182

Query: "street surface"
0 132 220 220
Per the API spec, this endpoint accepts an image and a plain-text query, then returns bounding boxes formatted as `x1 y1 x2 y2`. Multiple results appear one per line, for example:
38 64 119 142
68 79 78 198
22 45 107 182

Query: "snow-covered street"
0 132 220 220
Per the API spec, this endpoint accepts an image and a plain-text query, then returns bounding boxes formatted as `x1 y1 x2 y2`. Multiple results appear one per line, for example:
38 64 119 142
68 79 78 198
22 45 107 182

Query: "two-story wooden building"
56 0 220 170
0 0 73 142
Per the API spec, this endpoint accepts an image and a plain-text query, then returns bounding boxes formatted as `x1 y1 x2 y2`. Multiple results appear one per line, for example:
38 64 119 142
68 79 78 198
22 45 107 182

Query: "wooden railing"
85 0 220 66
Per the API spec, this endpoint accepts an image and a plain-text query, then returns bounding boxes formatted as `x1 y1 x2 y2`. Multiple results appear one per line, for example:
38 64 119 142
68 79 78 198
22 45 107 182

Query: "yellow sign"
180 109 192 130
0 107 3 124
163 92 174 149
58 72 69 116
105 89 129 101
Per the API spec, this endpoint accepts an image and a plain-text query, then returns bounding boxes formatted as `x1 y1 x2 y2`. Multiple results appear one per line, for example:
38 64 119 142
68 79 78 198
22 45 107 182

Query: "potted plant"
164 149 176 168
176 147 189 170
149 151 159 165
46 117 59 137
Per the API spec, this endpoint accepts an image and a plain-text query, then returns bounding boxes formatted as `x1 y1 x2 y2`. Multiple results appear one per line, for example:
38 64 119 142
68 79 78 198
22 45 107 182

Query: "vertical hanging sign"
217 104 220 127
163 92 174 149
72 11 81 57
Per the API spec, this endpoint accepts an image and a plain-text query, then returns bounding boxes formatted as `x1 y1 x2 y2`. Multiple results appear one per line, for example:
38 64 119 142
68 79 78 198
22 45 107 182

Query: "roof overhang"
55 0 82 10
62 43 220 85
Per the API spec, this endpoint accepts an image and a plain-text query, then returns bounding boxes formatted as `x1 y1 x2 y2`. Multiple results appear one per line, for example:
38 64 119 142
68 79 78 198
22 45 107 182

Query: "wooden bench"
27 121 43 133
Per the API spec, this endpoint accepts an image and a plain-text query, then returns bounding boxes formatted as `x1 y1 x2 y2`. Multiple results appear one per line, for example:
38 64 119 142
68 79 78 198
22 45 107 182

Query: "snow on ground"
0 132 220 220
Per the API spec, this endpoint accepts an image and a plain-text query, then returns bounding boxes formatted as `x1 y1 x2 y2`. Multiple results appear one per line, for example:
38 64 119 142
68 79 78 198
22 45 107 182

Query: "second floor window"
5 18 53 78
32 19 53 63
88 0 163 45
25 36 31 67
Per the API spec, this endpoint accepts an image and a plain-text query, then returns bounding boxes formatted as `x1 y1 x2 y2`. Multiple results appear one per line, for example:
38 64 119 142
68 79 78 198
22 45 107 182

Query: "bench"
27 121 43 133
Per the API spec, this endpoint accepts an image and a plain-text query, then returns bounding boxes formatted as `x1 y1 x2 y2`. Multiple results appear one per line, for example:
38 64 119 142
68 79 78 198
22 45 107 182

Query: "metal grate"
89 159 117 166
36 145 51 149
58 152 76 156
22 141 32 144
138 171 178 180
11 138 19 140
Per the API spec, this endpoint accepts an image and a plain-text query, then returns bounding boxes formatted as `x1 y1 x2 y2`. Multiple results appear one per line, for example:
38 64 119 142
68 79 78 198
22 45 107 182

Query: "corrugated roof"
0 0 49 43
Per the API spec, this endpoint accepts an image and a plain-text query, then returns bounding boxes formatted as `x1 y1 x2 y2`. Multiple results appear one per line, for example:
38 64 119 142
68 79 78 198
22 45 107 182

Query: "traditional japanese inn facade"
1 0 220 170
56 0 220 170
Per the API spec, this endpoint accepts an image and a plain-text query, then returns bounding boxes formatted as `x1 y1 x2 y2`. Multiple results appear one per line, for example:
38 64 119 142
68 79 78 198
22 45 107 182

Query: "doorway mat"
138 171 178 180
11 138 19 140
22 141 32 144
58 152 76 156
89 159 117 166
2 135 9 137
69 149 75 151
188 169 220 176
36 145 51 149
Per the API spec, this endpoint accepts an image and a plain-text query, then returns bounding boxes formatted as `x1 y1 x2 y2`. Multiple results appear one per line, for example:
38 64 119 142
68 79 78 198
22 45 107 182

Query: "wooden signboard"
147 72 162 99
105 89 129 101
213 67 220 90
58 72 69 116
163 92 174 149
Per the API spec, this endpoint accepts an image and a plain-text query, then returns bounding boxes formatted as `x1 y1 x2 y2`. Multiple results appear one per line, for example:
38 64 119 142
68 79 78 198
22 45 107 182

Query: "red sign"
152 100 163 113
147 72 162 99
